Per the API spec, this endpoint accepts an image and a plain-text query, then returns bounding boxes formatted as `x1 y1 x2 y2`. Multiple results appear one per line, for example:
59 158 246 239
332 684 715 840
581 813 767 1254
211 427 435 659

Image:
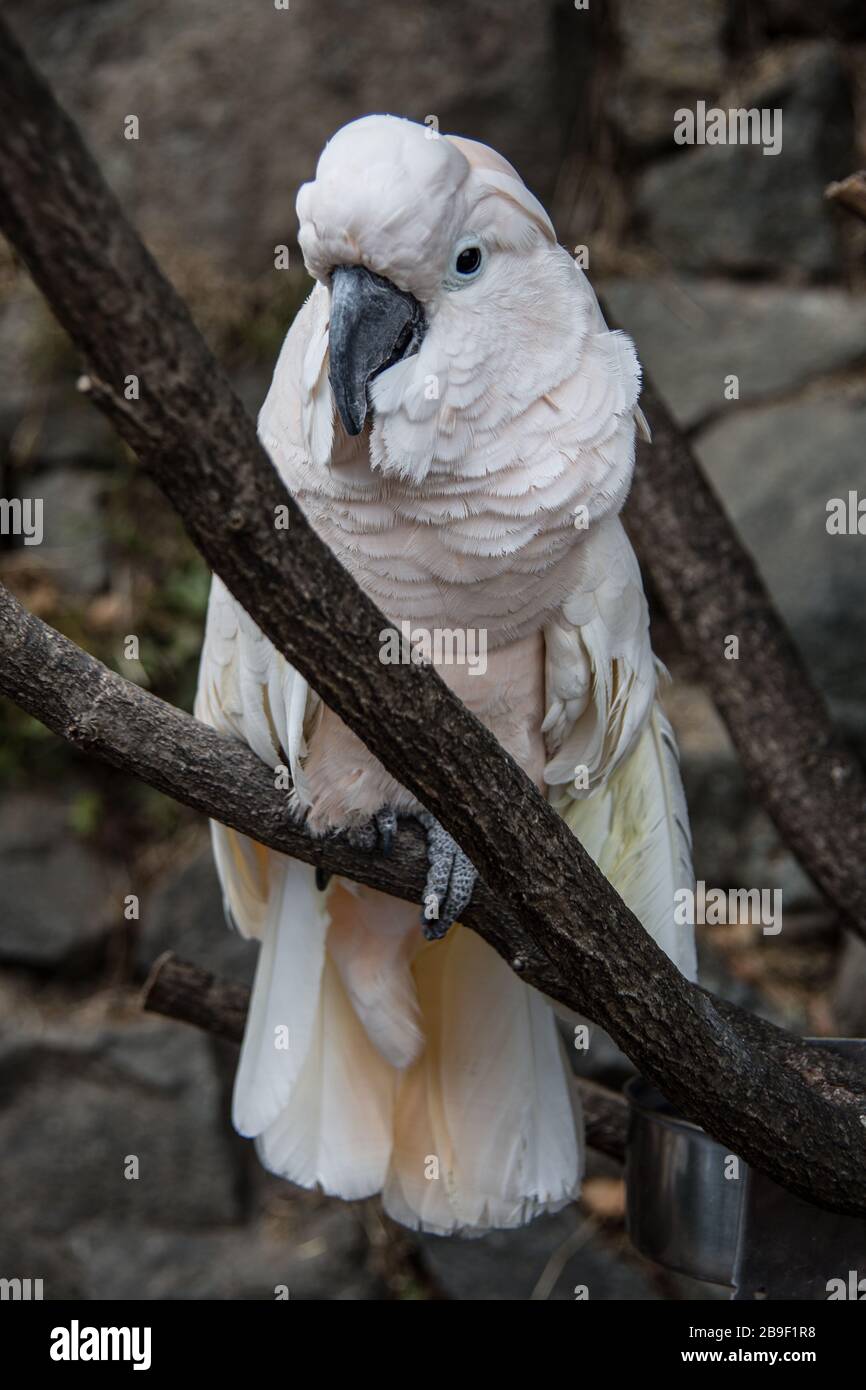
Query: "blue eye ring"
455 245 482 276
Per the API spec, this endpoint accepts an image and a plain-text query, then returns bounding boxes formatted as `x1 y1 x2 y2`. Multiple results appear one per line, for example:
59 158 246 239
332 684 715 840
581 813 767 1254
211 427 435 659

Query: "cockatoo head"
296 115 593 480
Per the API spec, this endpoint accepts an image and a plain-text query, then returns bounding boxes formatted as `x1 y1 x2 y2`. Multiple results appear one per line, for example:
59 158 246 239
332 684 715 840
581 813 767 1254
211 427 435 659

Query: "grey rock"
0 1021 243 1235
4 0 593 279
830 935 866 1038
9 395 119 470
600 276 866 429
0 291 52 434
26 469 109 596
696 396 866 727
609 83 702 159
61 1203 379 1300
760 0 866 41
0 794 117 970
681 750 820 912
0 1227 90 1302
135 846 258 988
616 0 728 89
609 0 728 155
0 1194 380 1300
636 44 854 276
418 1207 661 1300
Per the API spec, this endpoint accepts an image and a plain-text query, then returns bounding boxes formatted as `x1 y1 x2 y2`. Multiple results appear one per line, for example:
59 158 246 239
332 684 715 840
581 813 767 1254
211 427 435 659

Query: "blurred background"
1 0 865 1300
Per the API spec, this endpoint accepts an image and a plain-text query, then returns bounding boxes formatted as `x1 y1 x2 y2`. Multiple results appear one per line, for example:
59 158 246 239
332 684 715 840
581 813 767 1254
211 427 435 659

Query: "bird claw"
345 805 398 855
376 806 397 856
318 809 476 940
416 811 477 941
317 807 398 892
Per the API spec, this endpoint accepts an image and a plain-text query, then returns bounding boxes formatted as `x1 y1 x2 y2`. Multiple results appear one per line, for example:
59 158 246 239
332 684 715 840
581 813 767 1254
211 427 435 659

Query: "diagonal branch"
2 15 866 1216
0 578 522 936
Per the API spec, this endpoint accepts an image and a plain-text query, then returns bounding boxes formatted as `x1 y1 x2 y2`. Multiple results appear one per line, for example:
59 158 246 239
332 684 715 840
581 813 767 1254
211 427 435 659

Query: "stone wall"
0 1 864 1299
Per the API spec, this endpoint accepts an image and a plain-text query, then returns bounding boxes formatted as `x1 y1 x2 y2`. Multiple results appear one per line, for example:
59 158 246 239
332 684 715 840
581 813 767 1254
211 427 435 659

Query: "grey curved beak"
328 265 425 436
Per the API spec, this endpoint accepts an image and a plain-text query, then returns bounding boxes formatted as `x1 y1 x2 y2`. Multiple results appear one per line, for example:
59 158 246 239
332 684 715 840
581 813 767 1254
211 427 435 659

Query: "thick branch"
0 580 523 935
141 954 629 1162
2 16 866 1216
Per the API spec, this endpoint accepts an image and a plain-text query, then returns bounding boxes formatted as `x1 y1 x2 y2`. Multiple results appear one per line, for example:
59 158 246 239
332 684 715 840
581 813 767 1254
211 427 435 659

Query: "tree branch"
2 15 866 1216
0 578 523 933
141 953 629 1163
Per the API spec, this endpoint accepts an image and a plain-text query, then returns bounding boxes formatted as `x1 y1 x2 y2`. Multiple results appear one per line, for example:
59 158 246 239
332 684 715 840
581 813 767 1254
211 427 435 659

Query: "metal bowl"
624 1040 866 1298
624 1076 742 1285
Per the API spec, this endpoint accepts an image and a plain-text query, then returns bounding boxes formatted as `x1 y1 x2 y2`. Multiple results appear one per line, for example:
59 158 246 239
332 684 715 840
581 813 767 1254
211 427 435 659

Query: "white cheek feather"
300 293 333 470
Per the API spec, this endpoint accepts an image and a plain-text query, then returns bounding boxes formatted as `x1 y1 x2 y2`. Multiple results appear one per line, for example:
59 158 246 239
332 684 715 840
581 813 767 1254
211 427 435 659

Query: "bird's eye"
455 246 482 277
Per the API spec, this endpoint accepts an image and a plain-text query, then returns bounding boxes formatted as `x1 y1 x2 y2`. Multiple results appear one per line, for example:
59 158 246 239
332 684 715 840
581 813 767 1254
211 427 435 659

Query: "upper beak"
328 265 425 436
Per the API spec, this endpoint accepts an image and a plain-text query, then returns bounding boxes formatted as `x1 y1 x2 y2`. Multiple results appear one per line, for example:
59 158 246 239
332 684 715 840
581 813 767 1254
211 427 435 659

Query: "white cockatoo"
195 115 696 1236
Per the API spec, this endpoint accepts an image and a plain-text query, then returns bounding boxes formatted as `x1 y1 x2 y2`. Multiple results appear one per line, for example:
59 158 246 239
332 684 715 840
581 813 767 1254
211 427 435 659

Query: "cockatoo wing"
567 704 696 979
196 575 321 830
543 517 696 979
195 574 335 1134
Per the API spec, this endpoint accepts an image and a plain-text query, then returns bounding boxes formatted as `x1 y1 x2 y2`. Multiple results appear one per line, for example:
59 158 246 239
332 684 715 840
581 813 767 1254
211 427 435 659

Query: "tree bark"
2 15 866 1217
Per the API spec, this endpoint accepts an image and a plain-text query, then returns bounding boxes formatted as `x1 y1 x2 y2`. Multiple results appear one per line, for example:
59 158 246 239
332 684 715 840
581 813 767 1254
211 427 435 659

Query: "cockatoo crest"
297 114 554 298
293 115 605 486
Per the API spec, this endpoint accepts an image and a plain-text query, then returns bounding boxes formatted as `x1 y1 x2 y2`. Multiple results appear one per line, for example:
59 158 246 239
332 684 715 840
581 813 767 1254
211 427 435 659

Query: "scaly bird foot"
316 806 399 891
416 811 477 942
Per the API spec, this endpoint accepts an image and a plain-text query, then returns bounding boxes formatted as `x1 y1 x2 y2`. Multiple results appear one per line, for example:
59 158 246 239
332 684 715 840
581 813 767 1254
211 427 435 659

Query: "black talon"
315 865 331 892
376 807 397 856
346 806 398 857
421 911 449 942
